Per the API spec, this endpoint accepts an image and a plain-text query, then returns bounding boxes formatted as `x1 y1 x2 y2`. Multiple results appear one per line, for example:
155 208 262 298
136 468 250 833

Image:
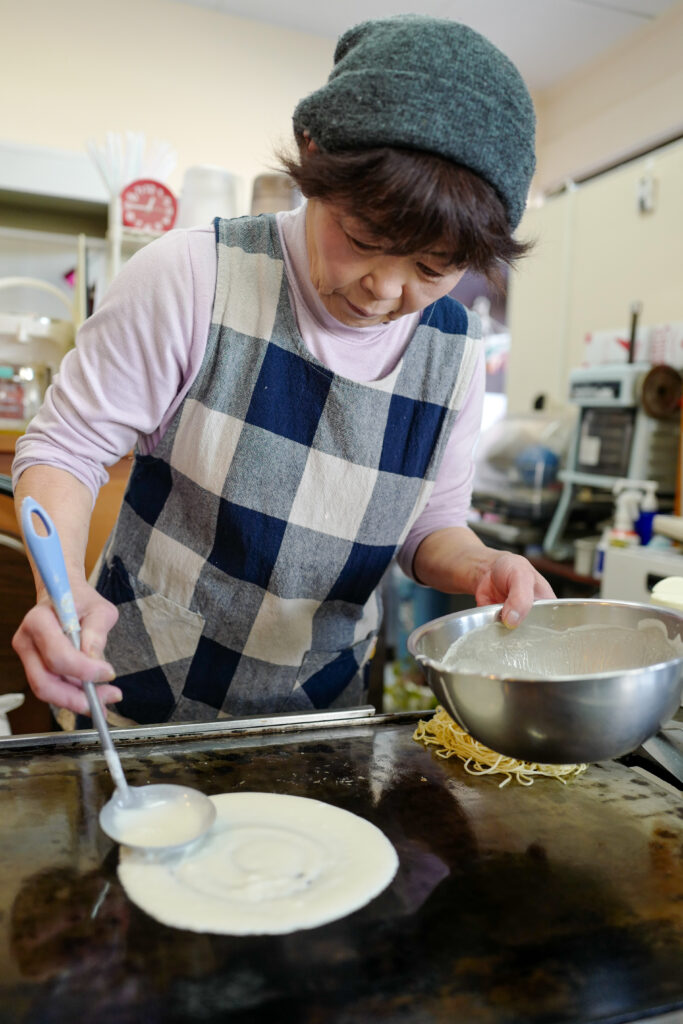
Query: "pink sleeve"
397 346 485 580
12 227 216 502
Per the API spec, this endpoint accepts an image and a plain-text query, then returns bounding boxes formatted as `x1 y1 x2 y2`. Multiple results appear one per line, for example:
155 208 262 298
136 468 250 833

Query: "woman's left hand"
472 549 555 628
412 526 555 628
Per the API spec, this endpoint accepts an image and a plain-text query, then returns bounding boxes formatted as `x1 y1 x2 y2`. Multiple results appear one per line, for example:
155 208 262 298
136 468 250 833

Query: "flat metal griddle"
1 708 682 1024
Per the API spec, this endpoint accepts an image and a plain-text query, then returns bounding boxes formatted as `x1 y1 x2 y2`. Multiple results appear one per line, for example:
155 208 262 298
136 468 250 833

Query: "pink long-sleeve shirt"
13 204 484 579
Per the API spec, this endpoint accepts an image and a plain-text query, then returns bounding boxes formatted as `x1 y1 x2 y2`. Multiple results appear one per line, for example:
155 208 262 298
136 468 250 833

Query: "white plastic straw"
86 132 177 196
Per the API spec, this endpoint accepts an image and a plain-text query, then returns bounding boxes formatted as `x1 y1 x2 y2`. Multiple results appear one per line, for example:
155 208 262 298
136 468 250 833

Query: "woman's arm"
399 345 553 625
12 465 121 716
10 229 214 717
413 525 555 627
397 348 484 580
12 227 213 498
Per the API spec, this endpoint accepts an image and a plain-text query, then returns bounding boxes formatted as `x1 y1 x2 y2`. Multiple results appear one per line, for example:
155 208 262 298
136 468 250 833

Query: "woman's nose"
360 258 405 299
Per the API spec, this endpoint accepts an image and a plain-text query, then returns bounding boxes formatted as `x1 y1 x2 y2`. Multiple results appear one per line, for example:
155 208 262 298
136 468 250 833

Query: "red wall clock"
121 178 178 232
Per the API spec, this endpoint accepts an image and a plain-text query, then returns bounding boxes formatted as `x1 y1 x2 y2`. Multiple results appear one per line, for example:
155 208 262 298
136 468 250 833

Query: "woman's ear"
303 131 319 154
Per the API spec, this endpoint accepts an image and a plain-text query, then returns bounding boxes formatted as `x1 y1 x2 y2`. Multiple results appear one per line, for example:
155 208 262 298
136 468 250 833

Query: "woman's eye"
348 235 380 252
417 262 444 279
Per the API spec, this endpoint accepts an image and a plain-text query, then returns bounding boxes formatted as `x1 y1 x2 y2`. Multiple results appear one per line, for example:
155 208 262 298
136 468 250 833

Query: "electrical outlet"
636 174 656 214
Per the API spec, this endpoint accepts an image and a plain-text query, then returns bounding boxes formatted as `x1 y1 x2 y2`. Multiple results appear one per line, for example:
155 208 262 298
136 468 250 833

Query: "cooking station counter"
1 709 682 1024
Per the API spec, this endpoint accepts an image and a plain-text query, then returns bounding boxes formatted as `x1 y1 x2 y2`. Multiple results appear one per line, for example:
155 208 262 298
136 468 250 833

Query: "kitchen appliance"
543 362 682 558
408 598 683 763
0 277 74 430
1 708 682 1023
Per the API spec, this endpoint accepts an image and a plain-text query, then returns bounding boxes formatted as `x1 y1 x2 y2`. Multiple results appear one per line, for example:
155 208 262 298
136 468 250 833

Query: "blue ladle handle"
20 497 131 801
21 497 80 637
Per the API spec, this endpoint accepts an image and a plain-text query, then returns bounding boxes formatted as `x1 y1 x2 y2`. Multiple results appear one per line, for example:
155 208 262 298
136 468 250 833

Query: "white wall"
0 0 335 211
506 137 683 414
531 1 683 197
5 0 682 217
506 1 683 414
5 0 683 210
3 0 682 405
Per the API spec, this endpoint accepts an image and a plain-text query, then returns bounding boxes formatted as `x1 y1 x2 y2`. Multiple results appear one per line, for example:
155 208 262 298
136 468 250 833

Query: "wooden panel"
0 491 19 537
85 455 131 576
0 541 52 733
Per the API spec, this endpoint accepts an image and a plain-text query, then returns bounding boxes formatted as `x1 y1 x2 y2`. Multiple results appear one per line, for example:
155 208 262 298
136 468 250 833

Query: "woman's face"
305 199 466 328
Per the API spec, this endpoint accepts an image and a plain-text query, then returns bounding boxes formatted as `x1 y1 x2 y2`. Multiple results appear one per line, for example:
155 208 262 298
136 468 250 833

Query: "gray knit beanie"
293 14 536 230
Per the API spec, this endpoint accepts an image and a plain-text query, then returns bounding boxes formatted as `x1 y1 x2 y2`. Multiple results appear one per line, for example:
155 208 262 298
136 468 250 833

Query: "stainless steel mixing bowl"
407 599 683 764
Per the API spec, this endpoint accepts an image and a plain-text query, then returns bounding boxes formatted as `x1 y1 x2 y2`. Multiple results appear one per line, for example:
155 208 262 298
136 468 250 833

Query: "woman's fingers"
19 605 115 680
80 600 119 663
16 646 91 714
477 551 555 627
12 602 121 713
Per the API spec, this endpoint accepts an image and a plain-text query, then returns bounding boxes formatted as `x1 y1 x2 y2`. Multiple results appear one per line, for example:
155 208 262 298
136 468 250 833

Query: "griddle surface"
1 715 682 1024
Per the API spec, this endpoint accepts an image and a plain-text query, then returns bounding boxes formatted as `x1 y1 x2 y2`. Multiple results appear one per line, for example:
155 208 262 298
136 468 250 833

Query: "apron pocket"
98 557 205 678
288 633 378 710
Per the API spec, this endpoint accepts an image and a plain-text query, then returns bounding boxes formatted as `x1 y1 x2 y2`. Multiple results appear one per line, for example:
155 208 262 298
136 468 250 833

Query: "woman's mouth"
344 298 385 319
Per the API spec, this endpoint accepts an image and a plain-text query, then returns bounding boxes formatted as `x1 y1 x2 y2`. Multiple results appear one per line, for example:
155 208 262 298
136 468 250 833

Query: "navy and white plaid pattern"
95 214 480 724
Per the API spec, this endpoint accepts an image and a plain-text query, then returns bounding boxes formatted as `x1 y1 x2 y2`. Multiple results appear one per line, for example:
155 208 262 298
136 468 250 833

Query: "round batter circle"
118 792 399 934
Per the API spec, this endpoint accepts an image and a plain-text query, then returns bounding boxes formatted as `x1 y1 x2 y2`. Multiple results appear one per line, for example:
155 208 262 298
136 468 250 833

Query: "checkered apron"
94 214 480 724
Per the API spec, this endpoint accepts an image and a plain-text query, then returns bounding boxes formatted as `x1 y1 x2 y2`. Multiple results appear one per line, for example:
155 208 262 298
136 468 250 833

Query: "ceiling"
169 0 678 91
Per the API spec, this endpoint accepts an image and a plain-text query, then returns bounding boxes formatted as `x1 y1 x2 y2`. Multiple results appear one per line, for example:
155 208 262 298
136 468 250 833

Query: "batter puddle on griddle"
117 791 398 934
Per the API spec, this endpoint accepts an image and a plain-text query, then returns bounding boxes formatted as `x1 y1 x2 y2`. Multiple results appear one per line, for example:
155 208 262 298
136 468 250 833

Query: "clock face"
121 178 177 232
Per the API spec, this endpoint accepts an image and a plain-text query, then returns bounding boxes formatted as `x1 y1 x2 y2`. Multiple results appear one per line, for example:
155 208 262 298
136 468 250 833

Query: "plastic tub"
573 536 600 577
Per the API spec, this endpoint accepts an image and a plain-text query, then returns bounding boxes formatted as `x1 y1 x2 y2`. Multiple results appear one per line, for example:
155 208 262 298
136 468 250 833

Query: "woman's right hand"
12 580 122 716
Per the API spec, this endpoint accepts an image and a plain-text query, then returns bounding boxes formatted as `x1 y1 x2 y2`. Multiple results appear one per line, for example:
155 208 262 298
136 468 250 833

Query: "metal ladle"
21 497 216 851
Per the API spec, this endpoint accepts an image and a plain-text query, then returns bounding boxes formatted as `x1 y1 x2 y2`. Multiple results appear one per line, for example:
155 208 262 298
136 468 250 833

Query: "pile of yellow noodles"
413 707 589 788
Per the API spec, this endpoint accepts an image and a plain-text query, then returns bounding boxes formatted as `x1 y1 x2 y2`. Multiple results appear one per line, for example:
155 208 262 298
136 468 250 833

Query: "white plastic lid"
651 576 683 612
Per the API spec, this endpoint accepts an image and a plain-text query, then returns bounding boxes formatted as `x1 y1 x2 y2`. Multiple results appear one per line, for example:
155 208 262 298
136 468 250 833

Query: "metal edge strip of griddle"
0 706 431 752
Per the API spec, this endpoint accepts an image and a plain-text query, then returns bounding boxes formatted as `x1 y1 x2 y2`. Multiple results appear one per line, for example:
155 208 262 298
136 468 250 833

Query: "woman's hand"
12 466 122 716
412 526 555 627
471 549 555 627
12 581 121 716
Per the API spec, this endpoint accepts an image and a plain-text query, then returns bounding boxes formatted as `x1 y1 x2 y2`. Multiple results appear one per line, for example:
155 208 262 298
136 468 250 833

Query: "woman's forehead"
335 207 453 262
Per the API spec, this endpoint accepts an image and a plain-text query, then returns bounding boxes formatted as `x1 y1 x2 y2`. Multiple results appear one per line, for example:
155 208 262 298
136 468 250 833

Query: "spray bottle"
593 479 653 577
593 481 636 578
607 480 642 548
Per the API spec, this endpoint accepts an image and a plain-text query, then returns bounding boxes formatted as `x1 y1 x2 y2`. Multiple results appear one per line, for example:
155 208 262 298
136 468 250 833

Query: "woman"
12 15 553 726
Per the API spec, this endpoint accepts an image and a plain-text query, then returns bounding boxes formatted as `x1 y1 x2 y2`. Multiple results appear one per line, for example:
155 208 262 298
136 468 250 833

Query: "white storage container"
600 545 683 603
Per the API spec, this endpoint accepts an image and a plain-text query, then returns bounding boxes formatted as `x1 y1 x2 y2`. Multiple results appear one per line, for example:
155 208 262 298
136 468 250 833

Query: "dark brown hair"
279 145 532 288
